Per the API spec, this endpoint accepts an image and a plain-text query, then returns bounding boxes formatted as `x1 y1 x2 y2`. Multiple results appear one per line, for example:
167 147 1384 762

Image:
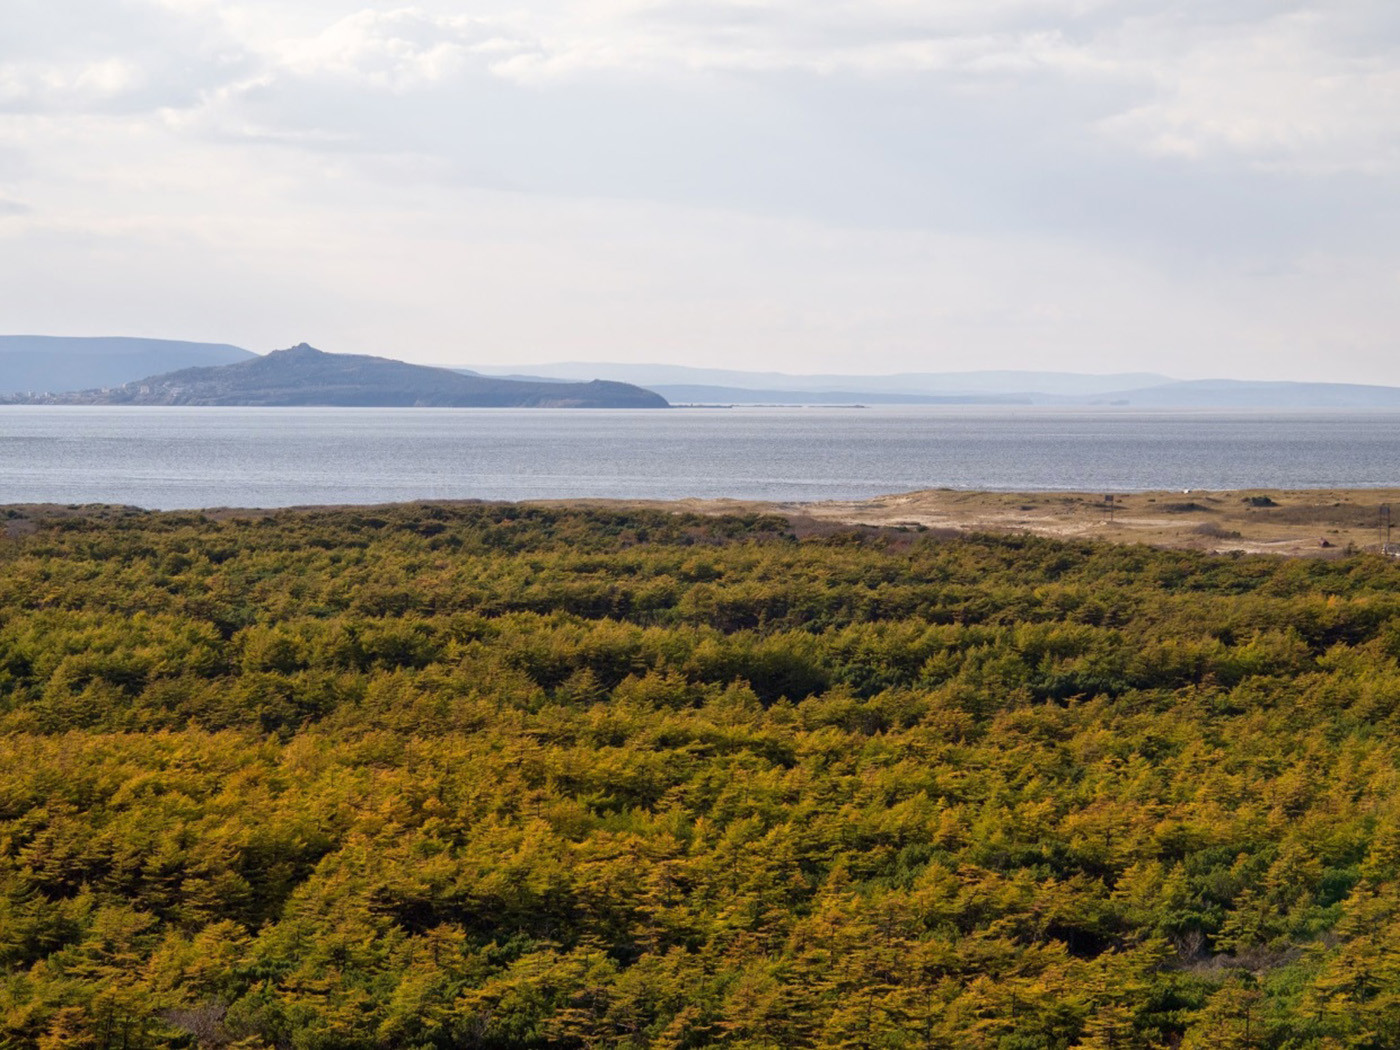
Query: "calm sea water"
1 406 1399 509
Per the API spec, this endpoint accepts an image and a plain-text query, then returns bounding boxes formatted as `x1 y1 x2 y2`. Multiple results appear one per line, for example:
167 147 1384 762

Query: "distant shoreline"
7 487 1400 559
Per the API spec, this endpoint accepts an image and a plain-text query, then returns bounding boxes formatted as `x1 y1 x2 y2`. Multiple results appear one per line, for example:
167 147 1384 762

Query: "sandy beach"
531 487 1400 557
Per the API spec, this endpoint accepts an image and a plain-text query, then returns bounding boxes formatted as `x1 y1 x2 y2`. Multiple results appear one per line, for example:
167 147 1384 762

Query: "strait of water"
1 406 1399 510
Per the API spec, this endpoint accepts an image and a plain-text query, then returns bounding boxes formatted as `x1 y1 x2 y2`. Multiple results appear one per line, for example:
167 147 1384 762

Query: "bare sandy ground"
530 489 1400 558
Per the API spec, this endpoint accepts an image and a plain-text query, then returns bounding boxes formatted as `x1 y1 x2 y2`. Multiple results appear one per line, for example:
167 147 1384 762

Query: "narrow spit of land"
532 488 1400 557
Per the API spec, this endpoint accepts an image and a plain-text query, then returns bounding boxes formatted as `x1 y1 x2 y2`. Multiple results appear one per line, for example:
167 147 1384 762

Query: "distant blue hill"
14 342 1400 409
1075 379 1400 409
648 384 1027 405
466 362 1173 398
7 344 669 408
464 362 1400 409
0 336 255 395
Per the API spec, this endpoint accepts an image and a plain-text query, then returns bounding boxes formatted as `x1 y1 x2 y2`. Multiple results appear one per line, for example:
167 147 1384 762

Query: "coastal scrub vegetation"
3 504 1400 1047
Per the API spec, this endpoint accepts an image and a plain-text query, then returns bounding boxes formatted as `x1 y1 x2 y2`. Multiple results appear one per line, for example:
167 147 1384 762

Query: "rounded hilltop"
4 342 670 408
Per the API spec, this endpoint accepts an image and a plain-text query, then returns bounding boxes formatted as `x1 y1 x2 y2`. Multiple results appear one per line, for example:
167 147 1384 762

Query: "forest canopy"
2 503 1400 1048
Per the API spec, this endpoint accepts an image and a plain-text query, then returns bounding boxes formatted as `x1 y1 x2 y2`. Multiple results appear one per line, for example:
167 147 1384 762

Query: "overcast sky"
1 0 1397 381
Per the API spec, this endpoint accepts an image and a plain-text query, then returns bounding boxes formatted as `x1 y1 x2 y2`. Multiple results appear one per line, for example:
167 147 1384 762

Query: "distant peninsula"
467 362 1400 409
3 344 669 409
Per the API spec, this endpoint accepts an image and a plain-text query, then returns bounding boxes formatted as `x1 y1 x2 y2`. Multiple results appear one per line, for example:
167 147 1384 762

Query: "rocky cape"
4 344 669 408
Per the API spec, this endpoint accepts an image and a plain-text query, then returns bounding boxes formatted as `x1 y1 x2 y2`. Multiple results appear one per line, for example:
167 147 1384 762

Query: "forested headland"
2 503 1400 1048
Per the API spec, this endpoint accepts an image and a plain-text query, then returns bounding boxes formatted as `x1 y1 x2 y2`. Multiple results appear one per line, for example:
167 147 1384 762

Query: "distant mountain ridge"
466 362 1400 408
643 385 1030 406
10 338 1400 409
1079 379 1400 409
467 362 1174 397
6 344 669 408
0 336 255 394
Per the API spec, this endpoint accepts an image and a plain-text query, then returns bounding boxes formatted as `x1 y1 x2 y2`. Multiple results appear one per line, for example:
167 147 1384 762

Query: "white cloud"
189 1 1399 177
0 58 147 112
1099 7 1400 172
0 0 1397 380
8 2 1399 172
273 10 513 89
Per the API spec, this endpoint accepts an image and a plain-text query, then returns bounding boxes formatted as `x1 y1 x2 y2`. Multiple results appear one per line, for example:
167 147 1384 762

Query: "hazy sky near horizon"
1 1 1398 382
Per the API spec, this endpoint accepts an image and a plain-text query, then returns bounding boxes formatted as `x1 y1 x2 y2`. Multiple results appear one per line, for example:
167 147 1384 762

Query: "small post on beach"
1381 504 1392 555
1104 494 1115 523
